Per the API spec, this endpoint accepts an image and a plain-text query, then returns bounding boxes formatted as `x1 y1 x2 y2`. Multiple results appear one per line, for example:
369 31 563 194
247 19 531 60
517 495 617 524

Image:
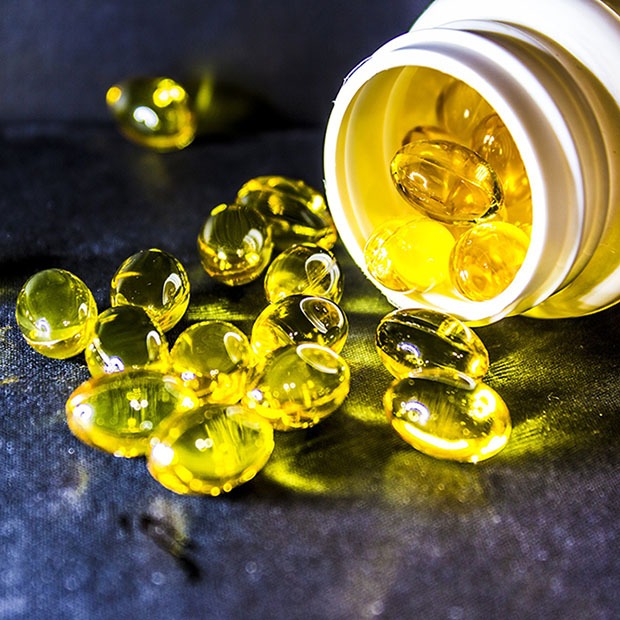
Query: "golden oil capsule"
105 77 196 151
15 268 97 359
236 176 337 250
171 320 253 403
391 140 504 224
384 376 511 463
251 295 349 360
147 403 275 495
364 216 455 293
401 124 454 146
436 79 493 141
471 113 531 206
450 221 530 301
376 308 489 386
110 248 190 332
66 370 200 458
197 203 273 286
243 343 350 431
85 305 170 377
263 242 343 304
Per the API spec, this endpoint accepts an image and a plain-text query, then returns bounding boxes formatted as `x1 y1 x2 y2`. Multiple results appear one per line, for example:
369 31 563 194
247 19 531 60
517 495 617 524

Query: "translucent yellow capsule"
364 216 455 293
236 176 337 250
471 113 531 206
391 140 504 224
171 320 253 403
450 222 530 301
197 203 273 286
147 403 275 495
105 77 196 151
263 243 343 304
384 376 511 463
85 305 170 377
15 269 97 359
401 124 453 146
66 370 200 458
436 79 493 141
251 295 349 360
243 343 350 430
376 308 489 386
110 248 190 332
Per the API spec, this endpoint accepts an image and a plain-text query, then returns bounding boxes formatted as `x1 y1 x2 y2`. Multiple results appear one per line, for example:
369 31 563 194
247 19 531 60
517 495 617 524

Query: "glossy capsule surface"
236 176 337 250
147 404 275 495
401 124 453 146
376 308 489 386
243 343 350 430
263 243 343 304
384 376 511 463
197 203 273 286
85 305 170 377
171 320 253 403
66 370 200 458
251 295 349 360
471 113 531 206
436 79 493 141
450 222 530 301
105 77 196 151
391 140 504 224
364 216 455 293
15 269 97 359
110 248 190 332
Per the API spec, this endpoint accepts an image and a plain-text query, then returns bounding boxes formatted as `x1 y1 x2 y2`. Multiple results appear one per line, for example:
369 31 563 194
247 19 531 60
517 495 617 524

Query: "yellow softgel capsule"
147 403 275 495
263 242 343 304
384 376 511 463
236 176 337 250
110 248 190 332
364 216 455 293
66 370 200 458
171 320 253 403
15 268 97 359
105 77 196 151
243 343 350 430
401 124 453 146
251 295 349 360
391 140 504 224
436 79 493 142
450 221 530 301
85 305 170 377
197 203 273 286
471 113 531 207
375 308 489 386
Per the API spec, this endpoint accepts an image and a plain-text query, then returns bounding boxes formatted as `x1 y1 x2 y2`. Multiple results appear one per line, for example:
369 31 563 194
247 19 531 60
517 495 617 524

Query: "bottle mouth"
324 28 585 324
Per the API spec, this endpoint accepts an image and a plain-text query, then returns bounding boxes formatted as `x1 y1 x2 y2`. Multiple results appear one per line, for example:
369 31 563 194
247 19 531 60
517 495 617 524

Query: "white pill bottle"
324 0 620 324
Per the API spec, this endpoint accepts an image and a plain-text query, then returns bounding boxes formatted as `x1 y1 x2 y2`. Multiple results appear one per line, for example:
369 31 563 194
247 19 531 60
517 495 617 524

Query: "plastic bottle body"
324 0 620 324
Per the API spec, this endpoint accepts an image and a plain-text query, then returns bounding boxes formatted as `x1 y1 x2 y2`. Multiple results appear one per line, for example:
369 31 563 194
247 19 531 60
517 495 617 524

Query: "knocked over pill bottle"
324 0 620 324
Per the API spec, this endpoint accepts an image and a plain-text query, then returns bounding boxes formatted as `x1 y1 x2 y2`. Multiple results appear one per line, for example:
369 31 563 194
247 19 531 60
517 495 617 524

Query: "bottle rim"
324 26 588 324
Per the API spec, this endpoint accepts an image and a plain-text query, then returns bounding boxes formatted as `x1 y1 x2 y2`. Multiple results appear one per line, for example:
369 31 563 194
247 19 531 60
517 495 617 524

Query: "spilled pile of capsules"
14 77 512 497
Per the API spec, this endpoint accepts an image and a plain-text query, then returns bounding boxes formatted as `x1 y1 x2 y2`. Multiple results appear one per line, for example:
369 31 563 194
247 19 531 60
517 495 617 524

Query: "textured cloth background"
1 2 620 619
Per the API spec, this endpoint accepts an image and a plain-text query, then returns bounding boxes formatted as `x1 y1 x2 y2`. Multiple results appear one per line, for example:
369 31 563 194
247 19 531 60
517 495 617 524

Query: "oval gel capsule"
236 176 337 250
66 370 199 457
147 403 275 495
390 139 504 224
384 376 511 463
244 343 350 430
15 269 97 359
376 308 489 386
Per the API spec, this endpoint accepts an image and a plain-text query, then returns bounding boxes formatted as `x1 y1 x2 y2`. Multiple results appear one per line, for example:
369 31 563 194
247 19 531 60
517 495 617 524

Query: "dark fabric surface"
0 0 432 126
1 124 620 620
